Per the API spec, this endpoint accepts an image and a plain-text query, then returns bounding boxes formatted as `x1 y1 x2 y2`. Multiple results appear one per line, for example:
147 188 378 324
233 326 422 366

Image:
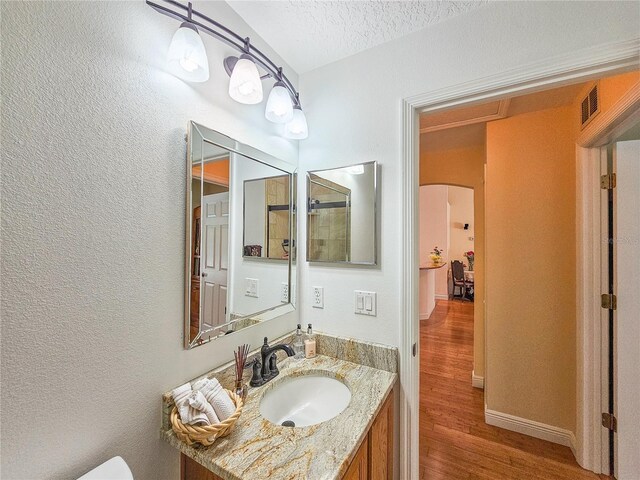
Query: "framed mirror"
186 121 297 349
306 162 377 265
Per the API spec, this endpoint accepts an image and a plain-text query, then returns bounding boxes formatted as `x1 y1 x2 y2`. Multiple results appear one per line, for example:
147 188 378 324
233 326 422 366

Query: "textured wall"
0 2 298 479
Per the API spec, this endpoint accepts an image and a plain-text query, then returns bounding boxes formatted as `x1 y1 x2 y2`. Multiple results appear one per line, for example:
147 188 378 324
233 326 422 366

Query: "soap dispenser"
304 323 317 358
293 324 304 359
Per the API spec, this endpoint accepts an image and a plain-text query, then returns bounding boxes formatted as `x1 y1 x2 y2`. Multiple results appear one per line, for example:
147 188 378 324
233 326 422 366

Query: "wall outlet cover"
313 286 324 309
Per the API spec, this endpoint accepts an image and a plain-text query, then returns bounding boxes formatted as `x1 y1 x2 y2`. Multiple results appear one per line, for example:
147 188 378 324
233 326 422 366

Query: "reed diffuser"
234 344 250 401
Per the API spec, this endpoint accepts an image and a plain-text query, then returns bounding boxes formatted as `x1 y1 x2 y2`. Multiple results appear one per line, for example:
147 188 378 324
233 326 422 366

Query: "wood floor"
419 299 610 480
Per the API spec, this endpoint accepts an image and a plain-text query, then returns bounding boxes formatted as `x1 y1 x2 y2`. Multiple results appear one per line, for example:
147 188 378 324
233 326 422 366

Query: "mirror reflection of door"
190 153 230 344
201 193 229 333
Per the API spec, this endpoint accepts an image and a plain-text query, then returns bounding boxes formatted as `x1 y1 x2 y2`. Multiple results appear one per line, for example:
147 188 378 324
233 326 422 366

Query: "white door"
614 139 640 479
201 192 229 332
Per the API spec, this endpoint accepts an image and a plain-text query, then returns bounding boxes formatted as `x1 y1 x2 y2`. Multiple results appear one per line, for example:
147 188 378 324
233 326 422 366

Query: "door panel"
201 193 229 332
614 139 640 480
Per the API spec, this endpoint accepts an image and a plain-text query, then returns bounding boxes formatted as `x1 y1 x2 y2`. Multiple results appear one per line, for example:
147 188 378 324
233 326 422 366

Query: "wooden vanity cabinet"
325 388 395 480
181 455 222 480
181 389 394 480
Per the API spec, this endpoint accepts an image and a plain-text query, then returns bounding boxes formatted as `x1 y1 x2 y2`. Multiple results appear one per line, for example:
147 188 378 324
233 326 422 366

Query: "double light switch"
354 291 376 316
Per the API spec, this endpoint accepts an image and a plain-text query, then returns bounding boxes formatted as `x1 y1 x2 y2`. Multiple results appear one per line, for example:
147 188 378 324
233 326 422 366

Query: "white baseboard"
419 313 430 320
569 431 577 458
435 294 449 300
472 371 484 389
485 409 575 448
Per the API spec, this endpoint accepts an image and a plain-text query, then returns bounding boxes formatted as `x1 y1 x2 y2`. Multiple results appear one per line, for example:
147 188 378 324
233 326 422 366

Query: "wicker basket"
170 389 243 446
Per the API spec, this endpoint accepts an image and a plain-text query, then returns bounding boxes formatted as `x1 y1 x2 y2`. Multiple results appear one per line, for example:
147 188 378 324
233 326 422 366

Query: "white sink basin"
259 374 351 427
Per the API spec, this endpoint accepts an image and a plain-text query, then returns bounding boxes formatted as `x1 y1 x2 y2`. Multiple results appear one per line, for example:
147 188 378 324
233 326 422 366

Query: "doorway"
409 70 639 479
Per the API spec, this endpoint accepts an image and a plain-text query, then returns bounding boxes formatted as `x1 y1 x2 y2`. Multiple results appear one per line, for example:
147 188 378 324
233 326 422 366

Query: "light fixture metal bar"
146 0 301 106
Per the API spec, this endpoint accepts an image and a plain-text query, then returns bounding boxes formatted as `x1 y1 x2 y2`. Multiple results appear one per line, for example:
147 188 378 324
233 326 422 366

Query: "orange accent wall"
486 105 576 431
420 141 486 378
598 71 640 113
192 159 230 186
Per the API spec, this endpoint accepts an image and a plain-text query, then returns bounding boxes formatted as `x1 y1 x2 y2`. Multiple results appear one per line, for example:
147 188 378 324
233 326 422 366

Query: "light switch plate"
281 282 289 303
313 286 324 308
354 290 376 316
245 278 258 298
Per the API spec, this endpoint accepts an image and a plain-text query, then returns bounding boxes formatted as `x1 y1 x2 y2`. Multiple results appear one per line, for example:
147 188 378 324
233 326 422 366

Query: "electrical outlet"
354 290 377 316
245 278 258 298
281 282 289 303
313 286 324 309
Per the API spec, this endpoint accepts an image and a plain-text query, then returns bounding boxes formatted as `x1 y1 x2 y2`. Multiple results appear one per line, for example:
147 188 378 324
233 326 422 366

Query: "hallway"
419 300 609 479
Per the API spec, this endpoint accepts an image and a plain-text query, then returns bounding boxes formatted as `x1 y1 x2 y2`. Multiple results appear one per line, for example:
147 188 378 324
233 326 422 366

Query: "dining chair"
451 260 473 301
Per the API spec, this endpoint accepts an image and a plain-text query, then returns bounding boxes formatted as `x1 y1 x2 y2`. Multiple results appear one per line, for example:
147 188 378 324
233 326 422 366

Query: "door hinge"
601 293 617 310
600 173 616 189
412 343 417 357
602 412 617 431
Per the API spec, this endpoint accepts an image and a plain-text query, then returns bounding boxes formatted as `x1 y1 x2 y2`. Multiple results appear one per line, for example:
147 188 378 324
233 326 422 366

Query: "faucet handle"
249 359 265 387
263 337 269 346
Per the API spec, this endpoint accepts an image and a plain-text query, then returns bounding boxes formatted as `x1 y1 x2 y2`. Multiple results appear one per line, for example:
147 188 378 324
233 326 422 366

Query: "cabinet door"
181 453 223 480
343 436 368 480
368 391 394 480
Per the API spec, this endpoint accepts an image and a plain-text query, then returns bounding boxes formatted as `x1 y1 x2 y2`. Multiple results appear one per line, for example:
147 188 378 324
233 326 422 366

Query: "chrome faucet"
249 337 295 387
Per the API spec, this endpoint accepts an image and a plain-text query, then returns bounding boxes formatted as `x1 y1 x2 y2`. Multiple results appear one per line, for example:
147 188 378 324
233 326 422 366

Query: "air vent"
581 83 600 129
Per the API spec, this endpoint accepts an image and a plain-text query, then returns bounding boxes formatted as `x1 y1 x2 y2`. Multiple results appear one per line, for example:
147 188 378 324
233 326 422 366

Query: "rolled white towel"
203 379 236 421
171 383 193 423
188 391 220 425
185 406 210 426
191 378 209 392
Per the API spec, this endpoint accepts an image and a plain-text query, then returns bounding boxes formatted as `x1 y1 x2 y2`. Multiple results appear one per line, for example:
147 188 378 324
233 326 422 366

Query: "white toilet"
77 456 133 480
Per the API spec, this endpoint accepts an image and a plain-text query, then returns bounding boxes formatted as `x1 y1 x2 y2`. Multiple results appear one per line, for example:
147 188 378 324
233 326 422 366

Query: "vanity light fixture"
265 79 294 123
226 53 263 104
148 0 308 139
284 104 309 140
166 3 209 82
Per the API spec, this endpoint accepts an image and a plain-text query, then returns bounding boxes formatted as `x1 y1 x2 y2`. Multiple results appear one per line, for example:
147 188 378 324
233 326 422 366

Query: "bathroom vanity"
162 334 397 480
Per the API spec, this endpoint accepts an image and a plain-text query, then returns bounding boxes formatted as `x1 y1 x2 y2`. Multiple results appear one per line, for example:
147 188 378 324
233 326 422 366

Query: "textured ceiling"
226 1 489 74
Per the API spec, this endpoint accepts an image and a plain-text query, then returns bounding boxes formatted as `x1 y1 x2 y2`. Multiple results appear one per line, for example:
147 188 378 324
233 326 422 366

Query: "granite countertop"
161 354 397 480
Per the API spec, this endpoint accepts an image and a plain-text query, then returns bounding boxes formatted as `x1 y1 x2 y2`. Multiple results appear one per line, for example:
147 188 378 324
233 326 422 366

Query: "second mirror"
306 162 377 265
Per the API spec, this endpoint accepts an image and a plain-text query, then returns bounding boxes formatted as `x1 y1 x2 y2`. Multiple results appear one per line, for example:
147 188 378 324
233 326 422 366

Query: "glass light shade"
265 82 294 123
228 55 263 104
284 106 308 139
167 23 209 82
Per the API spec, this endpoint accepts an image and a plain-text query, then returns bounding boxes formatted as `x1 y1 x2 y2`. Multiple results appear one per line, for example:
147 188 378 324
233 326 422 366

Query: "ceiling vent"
581 83 600 129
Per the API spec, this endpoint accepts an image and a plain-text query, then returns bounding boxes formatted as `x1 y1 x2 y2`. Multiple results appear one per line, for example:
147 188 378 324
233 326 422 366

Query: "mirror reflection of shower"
307 180 351 262
306 161 378 265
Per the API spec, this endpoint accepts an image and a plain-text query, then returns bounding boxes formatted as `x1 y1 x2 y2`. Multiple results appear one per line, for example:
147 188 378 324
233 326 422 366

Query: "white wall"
0 2 298 479
298 0 639 347
448 186 474 265
242 176 266 247
419 185 449 296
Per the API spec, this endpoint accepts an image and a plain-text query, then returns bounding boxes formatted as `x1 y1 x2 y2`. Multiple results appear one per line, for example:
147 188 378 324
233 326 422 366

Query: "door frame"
575 83 640 474
399 39 639 479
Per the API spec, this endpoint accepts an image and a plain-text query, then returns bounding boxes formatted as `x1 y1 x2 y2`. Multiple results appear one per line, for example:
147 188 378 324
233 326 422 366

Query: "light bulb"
284 106 308 140
228 55 263 104
167 22 209 82
265 82 294 123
